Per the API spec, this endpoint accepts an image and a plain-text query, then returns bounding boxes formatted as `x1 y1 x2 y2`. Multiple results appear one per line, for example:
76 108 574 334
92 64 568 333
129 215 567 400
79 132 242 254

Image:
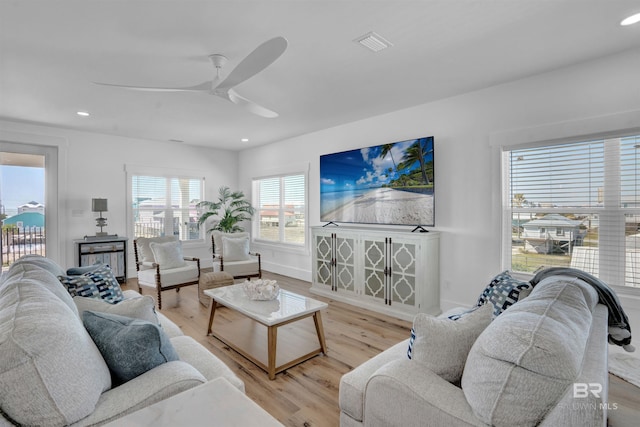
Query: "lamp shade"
92 198 108 212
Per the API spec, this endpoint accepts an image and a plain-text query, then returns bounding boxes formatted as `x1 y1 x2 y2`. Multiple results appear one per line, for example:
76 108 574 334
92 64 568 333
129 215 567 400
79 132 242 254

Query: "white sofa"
0 255 244 426
339 276 609 427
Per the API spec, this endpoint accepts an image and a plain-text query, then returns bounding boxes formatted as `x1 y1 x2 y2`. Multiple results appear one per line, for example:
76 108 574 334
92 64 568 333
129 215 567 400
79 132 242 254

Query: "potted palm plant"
196 186 256 233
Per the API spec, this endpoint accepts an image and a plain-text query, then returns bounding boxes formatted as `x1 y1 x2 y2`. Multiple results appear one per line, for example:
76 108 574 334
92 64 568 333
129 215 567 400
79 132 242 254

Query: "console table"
74 236 128 283
311 227 440 321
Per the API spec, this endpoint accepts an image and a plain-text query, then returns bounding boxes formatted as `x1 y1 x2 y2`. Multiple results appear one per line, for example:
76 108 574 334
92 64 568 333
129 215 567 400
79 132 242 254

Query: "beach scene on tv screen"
320 136 434 226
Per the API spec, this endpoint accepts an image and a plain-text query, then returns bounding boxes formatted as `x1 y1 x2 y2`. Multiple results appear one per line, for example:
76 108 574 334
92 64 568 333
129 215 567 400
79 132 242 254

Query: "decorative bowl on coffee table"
242 279 280 300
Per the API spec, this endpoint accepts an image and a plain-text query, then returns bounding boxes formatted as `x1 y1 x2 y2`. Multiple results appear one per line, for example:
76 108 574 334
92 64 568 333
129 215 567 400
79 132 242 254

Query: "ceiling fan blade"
220 88 279 118
215 36 287 91
93 81 212 92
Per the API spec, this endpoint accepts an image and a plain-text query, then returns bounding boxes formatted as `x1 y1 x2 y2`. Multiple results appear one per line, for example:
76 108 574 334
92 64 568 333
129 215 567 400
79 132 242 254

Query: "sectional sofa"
0 255 244 426
340 275 610 426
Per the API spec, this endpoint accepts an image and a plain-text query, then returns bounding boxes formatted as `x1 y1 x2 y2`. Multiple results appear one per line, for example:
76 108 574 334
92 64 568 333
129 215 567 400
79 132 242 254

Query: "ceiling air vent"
354 31 393 52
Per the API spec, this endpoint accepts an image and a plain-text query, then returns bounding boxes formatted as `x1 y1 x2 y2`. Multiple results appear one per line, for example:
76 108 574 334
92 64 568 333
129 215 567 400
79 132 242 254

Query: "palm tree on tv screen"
379 143 397 177
398 139 433 186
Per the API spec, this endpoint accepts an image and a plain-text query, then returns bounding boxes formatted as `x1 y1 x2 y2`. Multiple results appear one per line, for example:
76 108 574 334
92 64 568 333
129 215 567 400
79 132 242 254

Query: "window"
1 141 56 268
504 134 640 288
253 173 306 246
129 172 204 241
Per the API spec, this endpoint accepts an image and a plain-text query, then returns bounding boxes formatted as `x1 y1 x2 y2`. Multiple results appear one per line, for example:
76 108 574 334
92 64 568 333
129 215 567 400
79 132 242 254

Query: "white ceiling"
1 1 639 150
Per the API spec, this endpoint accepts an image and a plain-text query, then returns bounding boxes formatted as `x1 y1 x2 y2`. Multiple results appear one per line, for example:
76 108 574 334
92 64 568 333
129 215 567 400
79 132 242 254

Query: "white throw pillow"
149 240 186 269
135 236 177 263
213 231 249 256
222 236 251 261
407 303 492 383
73 295 160 325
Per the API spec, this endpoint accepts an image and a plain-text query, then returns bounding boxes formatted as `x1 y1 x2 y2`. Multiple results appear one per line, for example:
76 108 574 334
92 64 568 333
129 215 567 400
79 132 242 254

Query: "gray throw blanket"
530 267 634 352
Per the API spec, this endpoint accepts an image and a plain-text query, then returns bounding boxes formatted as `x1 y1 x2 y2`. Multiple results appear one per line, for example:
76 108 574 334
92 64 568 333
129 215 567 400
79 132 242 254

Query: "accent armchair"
211 231 261 280
133 236 200 309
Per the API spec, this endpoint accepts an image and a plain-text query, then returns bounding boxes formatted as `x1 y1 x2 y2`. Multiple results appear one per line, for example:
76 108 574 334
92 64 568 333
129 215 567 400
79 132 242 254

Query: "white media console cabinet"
310 226 440 321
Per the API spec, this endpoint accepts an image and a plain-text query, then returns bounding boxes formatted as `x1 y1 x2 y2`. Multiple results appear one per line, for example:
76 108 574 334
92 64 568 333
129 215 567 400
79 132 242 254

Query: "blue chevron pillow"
477 271 532 318
59 264 123 304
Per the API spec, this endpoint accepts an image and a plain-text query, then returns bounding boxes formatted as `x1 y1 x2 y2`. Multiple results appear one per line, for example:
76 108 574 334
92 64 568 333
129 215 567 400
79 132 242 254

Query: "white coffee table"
205 284 328 380
105 377 283 426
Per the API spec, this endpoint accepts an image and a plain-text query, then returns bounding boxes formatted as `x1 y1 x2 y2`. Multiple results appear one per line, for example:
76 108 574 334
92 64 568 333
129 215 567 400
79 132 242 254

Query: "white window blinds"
510 140 604 209
131 175 203 241
506 134 640 288
254 173 306 245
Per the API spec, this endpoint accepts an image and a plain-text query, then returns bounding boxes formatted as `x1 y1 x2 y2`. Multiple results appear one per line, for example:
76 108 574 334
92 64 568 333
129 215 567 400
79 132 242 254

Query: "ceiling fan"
94 36 288 118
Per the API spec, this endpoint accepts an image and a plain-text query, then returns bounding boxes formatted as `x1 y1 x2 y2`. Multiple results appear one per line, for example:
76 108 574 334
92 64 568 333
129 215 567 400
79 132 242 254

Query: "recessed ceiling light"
76 111 90 117
621 12 640 26
241 138 249 142
354 31 393 52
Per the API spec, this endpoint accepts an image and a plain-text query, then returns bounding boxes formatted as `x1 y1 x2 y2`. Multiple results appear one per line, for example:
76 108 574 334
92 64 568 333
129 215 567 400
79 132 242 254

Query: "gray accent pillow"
82 311 179 385
407 304 492 383
74 295 160 325
66 262 104 276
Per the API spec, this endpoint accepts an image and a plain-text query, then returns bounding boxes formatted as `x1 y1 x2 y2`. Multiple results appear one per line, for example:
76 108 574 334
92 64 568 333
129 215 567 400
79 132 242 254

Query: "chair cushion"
137 263 200 288
74 295 160 325
0 263 111 426
222 236 251 261
82 311 180 386
462 278 596 426
58 264 124 304
135 236 178 263
218 259 260 278
407 303 492 383
150 240 187 269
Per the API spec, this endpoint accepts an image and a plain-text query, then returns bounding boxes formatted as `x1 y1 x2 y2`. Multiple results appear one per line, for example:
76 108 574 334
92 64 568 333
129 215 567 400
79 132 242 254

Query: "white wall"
239 48 640 345
2 47 638 353
0 121 238 272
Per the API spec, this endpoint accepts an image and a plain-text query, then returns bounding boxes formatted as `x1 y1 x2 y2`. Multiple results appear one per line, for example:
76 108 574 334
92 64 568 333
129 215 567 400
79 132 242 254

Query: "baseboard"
261 261 310 283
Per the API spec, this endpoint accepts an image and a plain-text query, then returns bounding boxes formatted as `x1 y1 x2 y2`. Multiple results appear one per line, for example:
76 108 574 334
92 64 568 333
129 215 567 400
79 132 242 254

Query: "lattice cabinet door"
389 240 417 307
315 232 334 291
362 238 387 303
335 235 356 294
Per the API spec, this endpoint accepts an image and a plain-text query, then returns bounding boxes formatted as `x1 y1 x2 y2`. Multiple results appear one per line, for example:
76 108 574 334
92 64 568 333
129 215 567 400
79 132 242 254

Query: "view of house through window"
130 174 203 241
506 134 640 288
0 151 46 270
253 173 306 245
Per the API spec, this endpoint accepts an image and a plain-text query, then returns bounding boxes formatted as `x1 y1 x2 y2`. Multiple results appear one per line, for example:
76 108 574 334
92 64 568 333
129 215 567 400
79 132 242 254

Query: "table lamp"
92 198 108 236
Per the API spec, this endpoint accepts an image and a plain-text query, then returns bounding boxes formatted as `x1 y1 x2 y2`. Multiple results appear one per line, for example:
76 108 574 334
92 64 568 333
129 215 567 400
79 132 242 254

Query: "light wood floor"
126 272 640 427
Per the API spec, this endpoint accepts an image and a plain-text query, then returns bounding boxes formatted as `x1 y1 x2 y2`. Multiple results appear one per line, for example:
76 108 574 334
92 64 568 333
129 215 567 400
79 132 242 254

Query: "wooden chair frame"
133 238 201 309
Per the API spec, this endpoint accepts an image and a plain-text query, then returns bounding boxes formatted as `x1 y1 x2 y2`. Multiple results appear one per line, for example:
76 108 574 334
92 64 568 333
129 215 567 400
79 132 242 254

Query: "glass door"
0 142 57 271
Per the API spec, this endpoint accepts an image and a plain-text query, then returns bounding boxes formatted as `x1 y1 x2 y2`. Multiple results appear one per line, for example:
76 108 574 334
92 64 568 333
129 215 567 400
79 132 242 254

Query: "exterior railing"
1 227 46 270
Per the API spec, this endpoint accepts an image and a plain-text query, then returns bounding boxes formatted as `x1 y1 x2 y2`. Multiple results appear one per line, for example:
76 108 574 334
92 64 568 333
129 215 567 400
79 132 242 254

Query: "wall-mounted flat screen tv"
320 136 434 226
